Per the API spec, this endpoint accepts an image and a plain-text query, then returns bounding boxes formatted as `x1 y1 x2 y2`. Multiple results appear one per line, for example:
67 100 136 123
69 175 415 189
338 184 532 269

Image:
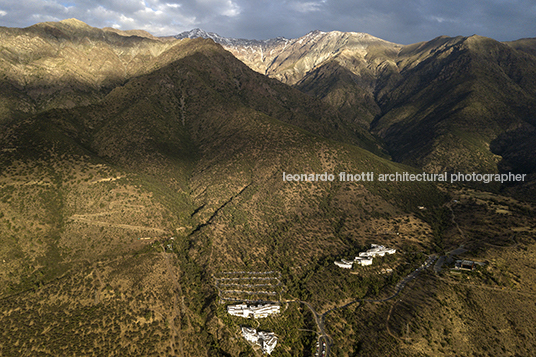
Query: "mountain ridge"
175 28 401 84
1 20 536 357
176 27 536 196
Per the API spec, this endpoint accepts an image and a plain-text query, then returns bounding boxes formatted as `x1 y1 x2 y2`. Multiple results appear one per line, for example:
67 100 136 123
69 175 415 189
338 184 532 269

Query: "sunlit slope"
0 38 444 294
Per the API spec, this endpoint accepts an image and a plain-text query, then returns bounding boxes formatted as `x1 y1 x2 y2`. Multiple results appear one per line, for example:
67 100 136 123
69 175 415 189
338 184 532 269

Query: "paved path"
298 301 332 357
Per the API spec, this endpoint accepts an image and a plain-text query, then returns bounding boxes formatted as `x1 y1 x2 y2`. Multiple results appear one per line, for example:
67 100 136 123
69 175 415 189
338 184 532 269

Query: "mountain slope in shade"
295 60 383 128
371 35 536 177
0 22 389 156
176 29 401 131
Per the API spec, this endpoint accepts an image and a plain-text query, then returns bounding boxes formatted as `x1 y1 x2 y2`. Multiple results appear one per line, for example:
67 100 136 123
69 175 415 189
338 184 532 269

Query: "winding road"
298 255 437 357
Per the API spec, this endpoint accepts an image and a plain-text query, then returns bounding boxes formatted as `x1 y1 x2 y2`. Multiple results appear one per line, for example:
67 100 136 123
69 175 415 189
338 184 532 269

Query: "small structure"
241 327 278 354
227 303 280 318
454 260 477 271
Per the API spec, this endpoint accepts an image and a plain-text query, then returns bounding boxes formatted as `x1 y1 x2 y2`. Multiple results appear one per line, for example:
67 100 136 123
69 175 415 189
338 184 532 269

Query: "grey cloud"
0 0 534 43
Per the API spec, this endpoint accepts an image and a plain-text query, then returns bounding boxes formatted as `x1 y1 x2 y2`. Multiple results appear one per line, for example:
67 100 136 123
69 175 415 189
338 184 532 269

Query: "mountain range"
0 19 535 357
178 28 536 193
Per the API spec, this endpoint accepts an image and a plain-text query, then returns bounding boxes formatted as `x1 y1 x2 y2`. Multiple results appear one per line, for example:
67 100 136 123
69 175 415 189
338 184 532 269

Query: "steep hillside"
295 60 382 127
370 35 536 176
181 30 536 191
0 24 448 356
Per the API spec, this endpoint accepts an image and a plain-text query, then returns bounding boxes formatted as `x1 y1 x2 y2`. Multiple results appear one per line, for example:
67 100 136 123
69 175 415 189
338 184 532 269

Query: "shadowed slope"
371 35 536 176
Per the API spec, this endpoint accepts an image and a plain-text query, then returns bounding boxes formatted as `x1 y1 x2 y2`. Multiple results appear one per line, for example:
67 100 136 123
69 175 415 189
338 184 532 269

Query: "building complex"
334 244 396 269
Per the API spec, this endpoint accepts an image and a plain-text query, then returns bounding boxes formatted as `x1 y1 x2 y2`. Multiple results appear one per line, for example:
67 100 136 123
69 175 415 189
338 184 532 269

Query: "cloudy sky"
0 0 534 44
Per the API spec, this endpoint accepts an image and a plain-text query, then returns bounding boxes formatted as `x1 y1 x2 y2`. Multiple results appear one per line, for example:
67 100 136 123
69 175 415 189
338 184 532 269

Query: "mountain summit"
176 29 400 85
175 28 290 46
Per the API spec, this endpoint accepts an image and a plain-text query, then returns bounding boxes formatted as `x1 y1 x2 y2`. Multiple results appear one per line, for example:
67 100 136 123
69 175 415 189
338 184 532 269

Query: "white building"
354 256 373 266
253 304 280 318
334 260 353 269
258 331 278 354
241 327 278 354
227 303 280 318
360 244 396 257
242 327 259 343
227 304 249 317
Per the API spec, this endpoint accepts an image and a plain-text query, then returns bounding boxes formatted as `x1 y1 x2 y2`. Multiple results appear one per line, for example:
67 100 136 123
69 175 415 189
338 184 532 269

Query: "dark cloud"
0 0 534 43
